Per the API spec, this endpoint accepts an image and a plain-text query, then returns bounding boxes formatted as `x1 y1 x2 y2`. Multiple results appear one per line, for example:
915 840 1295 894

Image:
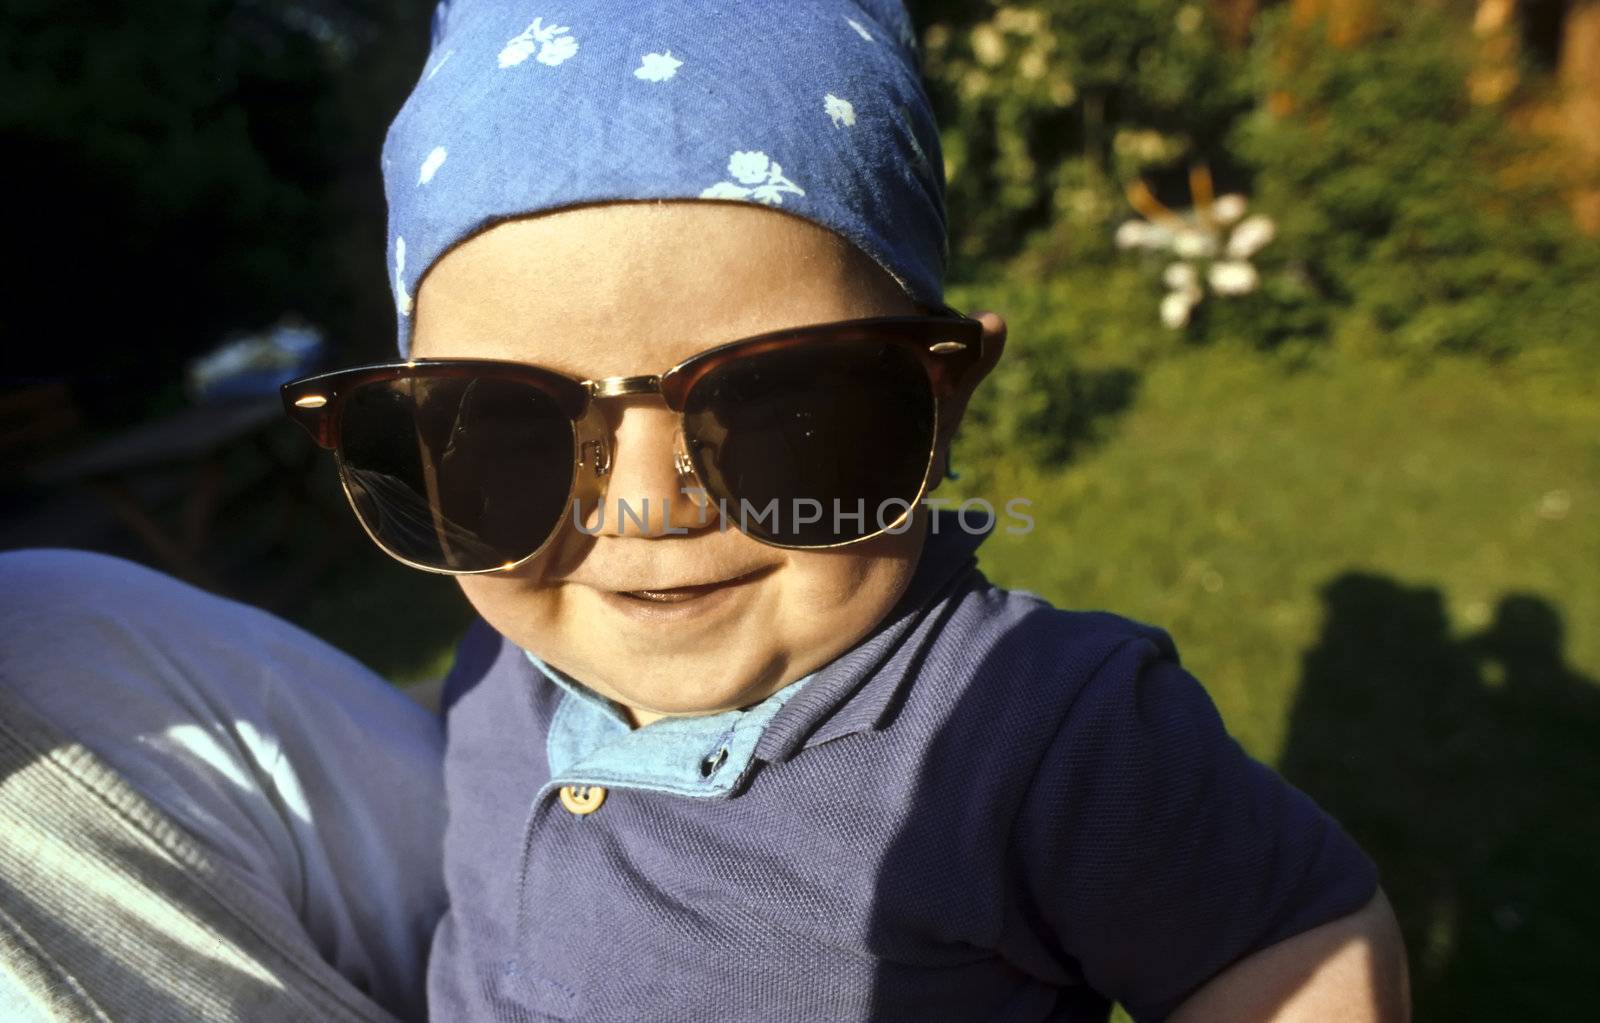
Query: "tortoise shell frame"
279 311 985 570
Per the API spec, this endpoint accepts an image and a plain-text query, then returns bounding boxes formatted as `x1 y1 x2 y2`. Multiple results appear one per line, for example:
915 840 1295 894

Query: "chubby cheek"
777 549 909 622
451 575 566 654
766 534 924 658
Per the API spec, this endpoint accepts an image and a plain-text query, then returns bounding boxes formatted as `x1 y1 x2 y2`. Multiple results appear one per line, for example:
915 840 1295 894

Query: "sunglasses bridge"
576 374 703 487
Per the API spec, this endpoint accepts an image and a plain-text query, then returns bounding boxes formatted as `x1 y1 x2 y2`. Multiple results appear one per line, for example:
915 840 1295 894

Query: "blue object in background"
187 320 326 404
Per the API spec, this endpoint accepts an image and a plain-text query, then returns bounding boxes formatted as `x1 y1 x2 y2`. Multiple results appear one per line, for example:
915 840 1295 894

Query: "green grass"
950 343 1600 1019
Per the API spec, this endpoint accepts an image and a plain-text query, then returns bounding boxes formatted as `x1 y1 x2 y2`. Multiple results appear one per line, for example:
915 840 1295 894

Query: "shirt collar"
530 652 814 796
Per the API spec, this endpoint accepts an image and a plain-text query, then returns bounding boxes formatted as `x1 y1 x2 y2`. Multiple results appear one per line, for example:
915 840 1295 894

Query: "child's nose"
585 403 707 538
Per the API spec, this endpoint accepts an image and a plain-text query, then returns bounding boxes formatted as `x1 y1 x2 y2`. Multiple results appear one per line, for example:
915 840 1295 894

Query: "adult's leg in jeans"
0 549 447 1019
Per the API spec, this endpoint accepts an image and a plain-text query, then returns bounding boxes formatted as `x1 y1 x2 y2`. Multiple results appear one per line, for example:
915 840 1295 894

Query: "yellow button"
558 784 606 816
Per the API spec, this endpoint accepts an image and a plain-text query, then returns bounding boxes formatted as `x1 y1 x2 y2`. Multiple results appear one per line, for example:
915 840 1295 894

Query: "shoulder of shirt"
827 571 1201 864
916 570 1181 707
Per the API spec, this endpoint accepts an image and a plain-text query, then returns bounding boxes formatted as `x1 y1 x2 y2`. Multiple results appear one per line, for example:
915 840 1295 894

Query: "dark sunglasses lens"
335 375 574 571
683 339 935 546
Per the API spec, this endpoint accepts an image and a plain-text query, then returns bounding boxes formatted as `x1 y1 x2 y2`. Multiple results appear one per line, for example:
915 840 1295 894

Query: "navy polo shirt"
427 519 1378 1021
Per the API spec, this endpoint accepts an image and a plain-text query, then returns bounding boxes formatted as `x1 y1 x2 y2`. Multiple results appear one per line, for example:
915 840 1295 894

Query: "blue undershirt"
529 652 814 798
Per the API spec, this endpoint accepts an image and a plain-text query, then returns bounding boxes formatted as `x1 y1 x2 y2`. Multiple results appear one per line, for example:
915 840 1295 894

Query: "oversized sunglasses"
281 313 985 574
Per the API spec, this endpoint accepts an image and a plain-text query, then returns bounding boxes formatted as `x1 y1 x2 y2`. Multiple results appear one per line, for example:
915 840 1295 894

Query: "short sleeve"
1011 636 1380 1021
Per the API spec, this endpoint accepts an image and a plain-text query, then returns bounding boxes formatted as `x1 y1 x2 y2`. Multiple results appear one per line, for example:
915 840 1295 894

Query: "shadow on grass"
1280 573 1600 1020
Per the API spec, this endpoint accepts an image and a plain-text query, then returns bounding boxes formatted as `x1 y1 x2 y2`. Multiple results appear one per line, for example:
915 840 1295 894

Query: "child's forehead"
409 202 917 375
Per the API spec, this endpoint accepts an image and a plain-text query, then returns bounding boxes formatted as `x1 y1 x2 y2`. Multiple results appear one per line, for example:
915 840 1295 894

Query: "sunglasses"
281 312 984 574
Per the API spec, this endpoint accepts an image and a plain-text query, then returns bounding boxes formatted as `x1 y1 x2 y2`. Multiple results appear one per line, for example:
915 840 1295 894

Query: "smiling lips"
617 569 768 603
596 567 771 624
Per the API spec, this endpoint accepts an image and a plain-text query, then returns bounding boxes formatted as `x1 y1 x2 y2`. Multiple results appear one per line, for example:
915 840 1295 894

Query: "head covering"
382 0 948 355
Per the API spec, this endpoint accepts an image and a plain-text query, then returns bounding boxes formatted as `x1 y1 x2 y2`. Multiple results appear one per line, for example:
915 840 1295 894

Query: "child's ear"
930 310 1006 484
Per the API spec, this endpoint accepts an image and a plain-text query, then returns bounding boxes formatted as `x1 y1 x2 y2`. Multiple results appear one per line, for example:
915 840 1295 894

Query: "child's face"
411 202 994 725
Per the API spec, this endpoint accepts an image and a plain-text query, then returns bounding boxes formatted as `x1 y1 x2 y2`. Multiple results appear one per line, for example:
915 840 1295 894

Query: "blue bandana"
382 0 948 355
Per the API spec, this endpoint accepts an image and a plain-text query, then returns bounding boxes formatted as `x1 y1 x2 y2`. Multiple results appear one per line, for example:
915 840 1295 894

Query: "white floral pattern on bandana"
418 146 448 184
394 236 413 317
700 151 805 205
824 94 855 127
635 51 682 82
498 18 578 68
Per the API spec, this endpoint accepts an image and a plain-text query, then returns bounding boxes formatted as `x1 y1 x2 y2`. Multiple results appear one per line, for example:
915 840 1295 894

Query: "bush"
1235 3 1600 362
947 270 1153 476
916 1 1250 277
917 0 1600 369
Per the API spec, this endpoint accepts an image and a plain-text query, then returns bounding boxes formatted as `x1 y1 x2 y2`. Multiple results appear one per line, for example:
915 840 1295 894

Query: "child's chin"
605 653 793 718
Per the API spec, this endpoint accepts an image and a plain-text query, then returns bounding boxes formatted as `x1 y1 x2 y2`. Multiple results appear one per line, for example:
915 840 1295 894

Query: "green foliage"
914 0 1249 275
948 269 1155 474
918 0 1600 368
1234 4 1600 362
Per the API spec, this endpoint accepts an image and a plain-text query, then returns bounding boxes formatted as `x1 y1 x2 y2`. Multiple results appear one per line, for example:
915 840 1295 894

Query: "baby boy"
298 0 1408 1020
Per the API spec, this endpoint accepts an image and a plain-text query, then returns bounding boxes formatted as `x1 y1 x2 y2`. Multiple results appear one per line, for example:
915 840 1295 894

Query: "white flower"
418 146 447 185
1164 262 1199 291
537 32 578 65
1117 187 1277 323
1173 229 1216 259
1211 193 1248 225
1208 260 1260 296
499 37 536 68
750 180 801 204
499 18 578 69
635 51 681 82
1139 223 1176 251
846 17 873 42
727 151 771 185
824 93 856 127
699 182 751 200
1115 220 1149 250
1227 214 1277 258
703 151 805 206
1161 289 1197 329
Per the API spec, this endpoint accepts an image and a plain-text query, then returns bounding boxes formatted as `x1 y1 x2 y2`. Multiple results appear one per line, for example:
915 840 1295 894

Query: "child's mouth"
620 580 738 603
603 568 769 620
